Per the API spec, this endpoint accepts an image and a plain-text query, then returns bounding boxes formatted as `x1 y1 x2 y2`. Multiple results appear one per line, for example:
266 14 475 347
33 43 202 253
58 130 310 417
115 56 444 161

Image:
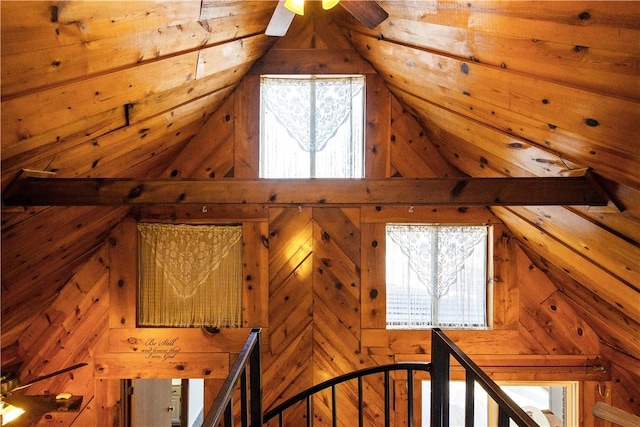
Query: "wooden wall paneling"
108 218 138 329
510 205 639 288
1 206 123 286
381 1 640 54
495 207 640 322
203 378 225 424
18 247 109 354
268 207 313 285
249 1 374 76
234 75 260 178
262 327 314 414
582 380 613 427
516 324 552 356
264 207 314 413
573 180 640 244
312 208 361 269
268 250 313 353
520 245 640 360
243 221 269 327
361 329 524 356
311 207 363 425
93 378 122 427
518 283 604 354
491 223 519 330
22 273 108 392
94 353 229 380
267 207 314 349
365 74 391 178
610 363 640 416
312 301 362 425
389 96 458 178
1 208 125 346
360 222 386 329
108 328 254 354
249 49 376 75
131 205 269 223
161 90 237 179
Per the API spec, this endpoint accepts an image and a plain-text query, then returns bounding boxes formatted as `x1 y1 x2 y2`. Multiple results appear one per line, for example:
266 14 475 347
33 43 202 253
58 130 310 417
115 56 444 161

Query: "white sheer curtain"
260 75 364 178
138 223 243 327
386 224 489 329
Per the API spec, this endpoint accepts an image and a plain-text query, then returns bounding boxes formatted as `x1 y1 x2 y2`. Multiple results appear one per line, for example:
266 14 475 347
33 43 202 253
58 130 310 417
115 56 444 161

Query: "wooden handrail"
592 402 640 427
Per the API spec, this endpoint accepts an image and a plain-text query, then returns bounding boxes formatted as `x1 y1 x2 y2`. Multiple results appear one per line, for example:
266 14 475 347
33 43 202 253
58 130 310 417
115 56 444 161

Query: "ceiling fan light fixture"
284 0 304 15
322 0 340 10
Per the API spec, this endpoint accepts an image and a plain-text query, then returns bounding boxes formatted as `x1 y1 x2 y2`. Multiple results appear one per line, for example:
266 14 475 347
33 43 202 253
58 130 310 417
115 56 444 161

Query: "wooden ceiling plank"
2 174 608 207
339 0 388 30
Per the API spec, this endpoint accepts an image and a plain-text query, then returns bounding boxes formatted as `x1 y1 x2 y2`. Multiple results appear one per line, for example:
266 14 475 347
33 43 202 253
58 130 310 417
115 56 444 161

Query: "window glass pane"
260 75 364 178
386 224 489 329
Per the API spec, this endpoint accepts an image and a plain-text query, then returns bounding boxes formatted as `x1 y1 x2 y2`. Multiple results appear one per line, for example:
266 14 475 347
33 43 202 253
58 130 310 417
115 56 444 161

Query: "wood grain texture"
2 1 640 424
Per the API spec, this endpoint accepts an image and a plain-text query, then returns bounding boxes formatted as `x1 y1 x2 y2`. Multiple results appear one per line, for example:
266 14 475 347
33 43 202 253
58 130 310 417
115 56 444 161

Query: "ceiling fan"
266 0 389 37
1 363 87 425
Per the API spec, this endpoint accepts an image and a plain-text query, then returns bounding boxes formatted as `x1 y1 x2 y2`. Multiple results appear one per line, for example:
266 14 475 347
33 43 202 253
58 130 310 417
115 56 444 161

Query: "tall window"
386 224 491 329
138 223 243 328
260 75 365 178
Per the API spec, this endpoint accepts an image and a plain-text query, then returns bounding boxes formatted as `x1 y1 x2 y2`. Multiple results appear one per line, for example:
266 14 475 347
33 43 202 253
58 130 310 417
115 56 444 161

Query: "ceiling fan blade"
340 0 389 29
265 0 296 36
11 363 88 392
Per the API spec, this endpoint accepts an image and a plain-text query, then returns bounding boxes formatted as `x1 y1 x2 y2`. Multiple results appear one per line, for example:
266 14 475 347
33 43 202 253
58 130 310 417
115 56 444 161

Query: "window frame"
384 223 494 331
136 222 244 328
259 74 366 179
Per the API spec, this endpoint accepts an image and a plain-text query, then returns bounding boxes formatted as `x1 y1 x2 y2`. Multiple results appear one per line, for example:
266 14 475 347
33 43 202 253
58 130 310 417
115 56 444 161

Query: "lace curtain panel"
138 223 243 327
260 75 364 178
386 224 489 329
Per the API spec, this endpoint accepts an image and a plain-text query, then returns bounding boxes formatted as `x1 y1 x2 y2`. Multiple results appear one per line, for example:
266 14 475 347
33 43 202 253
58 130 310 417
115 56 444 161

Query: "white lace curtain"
138 223 243 327
260 75 364 178
386 225 488 328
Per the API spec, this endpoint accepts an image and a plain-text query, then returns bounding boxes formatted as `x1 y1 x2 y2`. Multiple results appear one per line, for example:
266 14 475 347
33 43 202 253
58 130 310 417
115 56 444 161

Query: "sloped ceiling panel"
1 0 277 349
333 1 640 366
1 1 638 406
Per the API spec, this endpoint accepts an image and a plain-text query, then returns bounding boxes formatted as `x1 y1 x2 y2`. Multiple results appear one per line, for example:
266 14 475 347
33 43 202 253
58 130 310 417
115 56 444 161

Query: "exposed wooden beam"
2 170 608 207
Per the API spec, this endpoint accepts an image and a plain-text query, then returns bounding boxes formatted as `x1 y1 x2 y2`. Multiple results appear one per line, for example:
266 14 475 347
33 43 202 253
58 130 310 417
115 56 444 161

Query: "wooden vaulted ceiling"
1 0 638 396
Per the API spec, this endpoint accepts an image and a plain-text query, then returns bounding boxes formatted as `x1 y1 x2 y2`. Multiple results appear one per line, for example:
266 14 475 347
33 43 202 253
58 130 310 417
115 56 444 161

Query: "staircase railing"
202 328 262 427
430 328 537 427
203 328 541 426
263 362 432 427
